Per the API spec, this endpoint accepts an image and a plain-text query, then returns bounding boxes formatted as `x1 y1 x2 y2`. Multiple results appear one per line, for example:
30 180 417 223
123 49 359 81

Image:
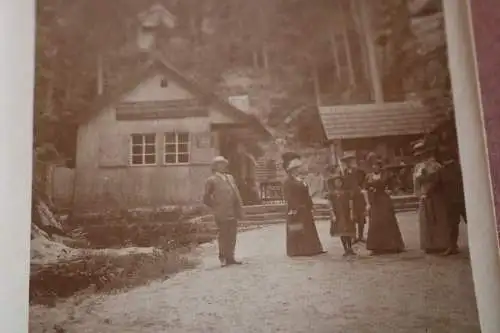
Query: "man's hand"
203 178 214 207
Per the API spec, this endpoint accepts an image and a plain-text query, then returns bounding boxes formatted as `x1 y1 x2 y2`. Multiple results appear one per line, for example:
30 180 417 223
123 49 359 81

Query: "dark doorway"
218 130 260 205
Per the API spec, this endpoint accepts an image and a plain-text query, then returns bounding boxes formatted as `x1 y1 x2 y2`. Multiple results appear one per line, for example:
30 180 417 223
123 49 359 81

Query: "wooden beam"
116 108 208 121
115 101 209 120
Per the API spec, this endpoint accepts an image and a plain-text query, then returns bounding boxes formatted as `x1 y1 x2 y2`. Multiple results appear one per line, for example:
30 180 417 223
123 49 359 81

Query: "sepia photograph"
28 0 487 332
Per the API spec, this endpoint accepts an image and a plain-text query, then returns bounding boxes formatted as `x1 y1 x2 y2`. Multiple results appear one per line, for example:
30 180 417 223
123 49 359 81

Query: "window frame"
163 131 191 165
129 133 157 166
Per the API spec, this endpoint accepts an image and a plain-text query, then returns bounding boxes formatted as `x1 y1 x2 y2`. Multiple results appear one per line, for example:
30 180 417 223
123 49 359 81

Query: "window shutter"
98 132 130 167
190 132 214 164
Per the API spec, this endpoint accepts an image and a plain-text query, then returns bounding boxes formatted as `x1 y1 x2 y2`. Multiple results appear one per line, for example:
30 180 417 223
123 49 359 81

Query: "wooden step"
228 195 421 226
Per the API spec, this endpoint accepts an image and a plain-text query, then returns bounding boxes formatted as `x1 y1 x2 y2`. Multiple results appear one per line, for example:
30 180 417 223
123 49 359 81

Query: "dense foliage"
35 0 447 164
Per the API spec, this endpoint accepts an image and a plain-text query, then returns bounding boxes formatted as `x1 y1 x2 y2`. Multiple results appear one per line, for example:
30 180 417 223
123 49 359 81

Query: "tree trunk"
337 0 356 88
329 26 341 80
31 188 66 239
312 65 322 106
358 0 384 103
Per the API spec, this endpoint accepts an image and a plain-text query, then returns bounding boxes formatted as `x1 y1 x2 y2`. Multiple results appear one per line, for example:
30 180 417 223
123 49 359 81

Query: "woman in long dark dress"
282 152 325 257
327 175 356 256
413 143 451 254
366 161 405 255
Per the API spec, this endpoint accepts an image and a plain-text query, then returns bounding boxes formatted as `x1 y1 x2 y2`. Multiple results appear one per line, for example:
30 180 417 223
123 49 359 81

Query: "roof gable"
123 74 194 102
79 52 271 138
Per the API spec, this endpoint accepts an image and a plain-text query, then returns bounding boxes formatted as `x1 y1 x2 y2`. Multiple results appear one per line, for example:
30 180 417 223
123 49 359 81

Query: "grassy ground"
30 224 262 306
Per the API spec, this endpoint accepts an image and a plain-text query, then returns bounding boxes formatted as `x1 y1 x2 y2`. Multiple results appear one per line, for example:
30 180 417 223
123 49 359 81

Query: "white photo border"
443 0 500 332
0 0 36 332
1 1 499 332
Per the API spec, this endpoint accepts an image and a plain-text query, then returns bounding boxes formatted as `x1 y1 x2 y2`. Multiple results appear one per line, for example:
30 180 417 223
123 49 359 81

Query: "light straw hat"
211 156 229 165
286 158 303 171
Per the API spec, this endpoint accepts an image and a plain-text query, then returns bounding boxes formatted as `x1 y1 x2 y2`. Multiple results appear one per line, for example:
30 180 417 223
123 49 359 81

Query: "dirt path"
30 212 480 333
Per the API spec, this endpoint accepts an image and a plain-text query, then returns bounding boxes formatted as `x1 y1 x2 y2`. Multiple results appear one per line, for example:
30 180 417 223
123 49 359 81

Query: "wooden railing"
383 164 415 195
259 181 285 204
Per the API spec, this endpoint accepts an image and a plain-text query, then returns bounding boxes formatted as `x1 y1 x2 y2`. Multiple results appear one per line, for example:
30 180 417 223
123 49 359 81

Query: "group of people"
283 151 405 257
203 139 467 266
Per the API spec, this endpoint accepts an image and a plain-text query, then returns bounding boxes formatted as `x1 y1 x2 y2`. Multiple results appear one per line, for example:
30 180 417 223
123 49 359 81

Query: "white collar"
215 172 229 180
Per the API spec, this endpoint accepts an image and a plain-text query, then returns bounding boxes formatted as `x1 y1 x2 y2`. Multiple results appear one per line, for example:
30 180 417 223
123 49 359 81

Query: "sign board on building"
195 133 212 148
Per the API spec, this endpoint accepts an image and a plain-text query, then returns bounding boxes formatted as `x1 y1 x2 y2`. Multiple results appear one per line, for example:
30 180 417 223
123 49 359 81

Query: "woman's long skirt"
366 192 405 253
286 210 324 257
419 191 451 253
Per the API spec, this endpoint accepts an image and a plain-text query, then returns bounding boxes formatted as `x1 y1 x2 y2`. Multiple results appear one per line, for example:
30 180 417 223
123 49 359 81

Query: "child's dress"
328 190 356 237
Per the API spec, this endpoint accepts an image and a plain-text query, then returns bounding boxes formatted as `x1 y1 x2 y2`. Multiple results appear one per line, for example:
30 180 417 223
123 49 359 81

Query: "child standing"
328 175 356 256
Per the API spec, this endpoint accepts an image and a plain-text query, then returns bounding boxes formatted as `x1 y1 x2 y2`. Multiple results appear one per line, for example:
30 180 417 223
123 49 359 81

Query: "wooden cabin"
73 53 270 213
318 101 448 165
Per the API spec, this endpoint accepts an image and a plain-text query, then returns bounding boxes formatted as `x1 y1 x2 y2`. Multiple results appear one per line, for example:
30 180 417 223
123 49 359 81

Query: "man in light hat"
341 152 368 243
203 156 244 266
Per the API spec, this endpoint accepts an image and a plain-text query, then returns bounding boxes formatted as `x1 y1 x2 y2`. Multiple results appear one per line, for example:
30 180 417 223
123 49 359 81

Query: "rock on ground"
30 212 480 333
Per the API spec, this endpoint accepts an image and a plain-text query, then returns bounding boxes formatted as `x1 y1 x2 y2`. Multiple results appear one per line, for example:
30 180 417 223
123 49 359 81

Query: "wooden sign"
195 133 212 148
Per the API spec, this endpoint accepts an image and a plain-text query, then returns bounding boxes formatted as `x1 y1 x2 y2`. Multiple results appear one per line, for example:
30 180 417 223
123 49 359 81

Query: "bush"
65 205 214 249
30 248 199 306
30 205 220 305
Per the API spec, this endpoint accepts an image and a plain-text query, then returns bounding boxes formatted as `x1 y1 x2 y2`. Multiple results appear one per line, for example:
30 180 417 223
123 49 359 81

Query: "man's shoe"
442 248 460 256
226 259 243 265
219 257 227 267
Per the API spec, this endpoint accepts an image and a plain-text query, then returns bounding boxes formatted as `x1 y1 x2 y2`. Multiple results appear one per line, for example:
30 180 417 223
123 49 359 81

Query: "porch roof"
318 101 445 141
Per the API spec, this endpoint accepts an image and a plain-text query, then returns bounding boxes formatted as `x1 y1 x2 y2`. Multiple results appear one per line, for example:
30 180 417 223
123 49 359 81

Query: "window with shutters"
164 132 190 164
130 133 157 166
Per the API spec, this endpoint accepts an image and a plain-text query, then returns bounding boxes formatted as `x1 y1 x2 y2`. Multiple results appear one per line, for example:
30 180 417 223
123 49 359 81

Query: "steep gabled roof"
78 52 271 138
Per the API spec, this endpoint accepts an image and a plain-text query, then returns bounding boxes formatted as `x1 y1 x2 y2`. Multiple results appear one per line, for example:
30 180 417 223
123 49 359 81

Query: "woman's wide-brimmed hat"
365 151 378 162
330 173 344 182
282 152 301 171
412 140 434 156
340 152 356 161
286 158 303 172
